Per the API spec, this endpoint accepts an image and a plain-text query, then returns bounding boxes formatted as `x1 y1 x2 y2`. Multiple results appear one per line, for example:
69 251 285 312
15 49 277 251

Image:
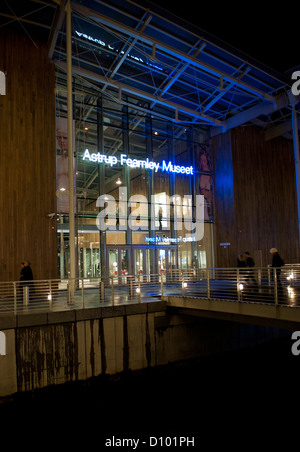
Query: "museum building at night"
0 0 299 282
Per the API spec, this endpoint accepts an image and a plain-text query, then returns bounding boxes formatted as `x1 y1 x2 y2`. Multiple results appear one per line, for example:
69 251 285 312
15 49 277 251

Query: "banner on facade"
56 117 76 214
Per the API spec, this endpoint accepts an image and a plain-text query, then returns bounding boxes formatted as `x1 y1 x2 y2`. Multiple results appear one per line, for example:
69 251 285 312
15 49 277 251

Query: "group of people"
237 251 258 288
237 251 255 269
236 248 285 291
237 249 284 269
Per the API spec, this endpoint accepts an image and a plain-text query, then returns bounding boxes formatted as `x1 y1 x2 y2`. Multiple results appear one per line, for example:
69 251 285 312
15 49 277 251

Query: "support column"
66 0 76 297
97 98 106 279
167 124 176 239
123 105 131 245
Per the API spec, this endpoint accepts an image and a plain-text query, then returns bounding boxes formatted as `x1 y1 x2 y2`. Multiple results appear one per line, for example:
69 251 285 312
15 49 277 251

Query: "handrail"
0 265 299 315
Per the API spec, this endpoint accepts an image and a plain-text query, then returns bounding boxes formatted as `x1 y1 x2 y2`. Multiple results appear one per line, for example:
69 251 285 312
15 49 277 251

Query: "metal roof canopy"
48 0 299 140
0 0 299 139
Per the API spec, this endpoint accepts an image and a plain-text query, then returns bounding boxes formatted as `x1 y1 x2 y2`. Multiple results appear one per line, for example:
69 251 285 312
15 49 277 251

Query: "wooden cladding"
212 126 299 267
0 31 57 281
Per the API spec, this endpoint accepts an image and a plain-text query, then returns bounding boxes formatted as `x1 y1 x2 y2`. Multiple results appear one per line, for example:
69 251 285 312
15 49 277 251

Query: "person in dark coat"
237 253 246 268
270 248 284 293
245 251 255 268
20 260 34 282
244 251 258 288
20 260 34 301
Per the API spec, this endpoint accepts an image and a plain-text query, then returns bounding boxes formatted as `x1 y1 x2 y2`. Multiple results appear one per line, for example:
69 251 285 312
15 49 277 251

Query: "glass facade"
56 82 214 280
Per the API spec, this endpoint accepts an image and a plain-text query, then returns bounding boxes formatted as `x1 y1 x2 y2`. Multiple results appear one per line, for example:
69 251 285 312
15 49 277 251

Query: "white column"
66 0 76 298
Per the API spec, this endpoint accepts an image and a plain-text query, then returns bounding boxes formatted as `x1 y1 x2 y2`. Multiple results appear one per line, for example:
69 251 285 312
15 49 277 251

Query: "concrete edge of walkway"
163 296 300 330
0 300 167 330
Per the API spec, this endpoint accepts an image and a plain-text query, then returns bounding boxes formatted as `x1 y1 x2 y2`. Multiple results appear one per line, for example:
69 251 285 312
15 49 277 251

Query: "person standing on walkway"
20 260 34 282
270 248 284 295
20 260 34 301
244 251 258 288
237 253 246 268
245 251 254 268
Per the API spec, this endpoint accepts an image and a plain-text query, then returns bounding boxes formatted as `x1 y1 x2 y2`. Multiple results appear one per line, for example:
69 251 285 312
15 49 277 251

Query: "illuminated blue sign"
145 235 196 244
82 150 193 175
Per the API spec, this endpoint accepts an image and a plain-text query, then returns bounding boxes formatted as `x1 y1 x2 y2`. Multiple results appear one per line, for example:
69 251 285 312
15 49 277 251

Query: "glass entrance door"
120 249 130 283
134 249 144 276
133 248 154 282
108 249 118 281
107 247 131 284
155 246 177 281
107 245 177 282
158 248 166 281
145 248 154 281
168 247 177 281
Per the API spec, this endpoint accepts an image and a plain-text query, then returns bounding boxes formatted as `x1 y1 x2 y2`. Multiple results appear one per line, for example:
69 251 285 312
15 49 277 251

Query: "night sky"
156 1 299 74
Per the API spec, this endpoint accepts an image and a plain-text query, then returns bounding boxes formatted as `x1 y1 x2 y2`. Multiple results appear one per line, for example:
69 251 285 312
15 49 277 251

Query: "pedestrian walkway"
1 266 300 315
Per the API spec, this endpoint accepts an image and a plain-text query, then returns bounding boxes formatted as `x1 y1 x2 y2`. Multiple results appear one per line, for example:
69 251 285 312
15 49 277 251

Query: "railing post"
100 280 105 302
274 268 278 305
137 273 141 302
48 280 53 311
160 272 164 297
268 266 271 287
23 286 29 306
13 282 17 315
237 268 241 302
111 276 114 306
68 279 75 305
257 268 262 287
206 268 210 299
182 271 185 296
129 276 133 297
81 278 85 309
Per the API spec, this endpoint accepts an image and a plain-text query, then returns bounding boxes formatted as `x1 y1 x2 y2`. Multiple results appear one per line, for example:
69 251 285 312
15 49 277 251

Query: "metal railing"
168 265 300 306
0 265 300 315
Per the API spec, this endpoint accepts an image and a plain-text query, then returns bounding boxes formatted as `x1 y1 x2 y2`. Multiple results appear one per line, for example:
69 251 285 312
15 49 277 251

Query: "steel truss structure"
1 0 299 139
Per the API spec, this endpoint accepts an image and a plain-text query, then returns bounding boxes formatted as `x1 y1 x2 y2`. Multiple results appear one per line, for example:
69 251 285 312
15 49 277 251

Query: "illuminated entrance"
106 245 178 282
59 221 212 280
56 96 215 281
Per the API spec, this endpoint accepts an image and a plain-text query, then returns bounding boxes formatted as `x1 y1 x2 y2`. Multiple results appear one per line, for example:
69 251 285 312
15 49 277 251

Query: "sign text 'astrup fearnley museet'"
82 149 194 175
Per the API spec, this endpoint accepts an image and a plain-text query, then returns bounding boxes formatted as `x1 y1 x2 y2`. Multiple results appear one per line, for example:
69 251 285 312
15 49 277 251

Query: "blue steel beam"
71 2 276 104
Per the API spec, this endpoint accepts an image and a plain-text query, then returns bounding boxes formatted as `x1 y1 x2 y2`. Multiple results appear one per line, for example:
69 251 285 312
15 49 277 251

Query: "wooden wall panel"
211 125 299 267
211 131 237 267
231 126 299 266
0 31 57 281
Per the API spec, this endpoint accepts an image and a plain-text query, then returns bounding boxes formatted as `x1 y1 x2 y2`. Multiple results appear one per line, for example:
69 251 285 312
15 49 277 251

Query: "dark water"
1 335 300 448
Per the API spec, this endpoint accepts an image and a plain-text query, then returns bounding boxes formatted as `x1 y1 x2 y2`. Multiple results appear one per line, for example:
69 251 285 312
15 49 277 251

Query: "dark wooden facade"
0 30 298 281
0 31 57 281
212 125 299 268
